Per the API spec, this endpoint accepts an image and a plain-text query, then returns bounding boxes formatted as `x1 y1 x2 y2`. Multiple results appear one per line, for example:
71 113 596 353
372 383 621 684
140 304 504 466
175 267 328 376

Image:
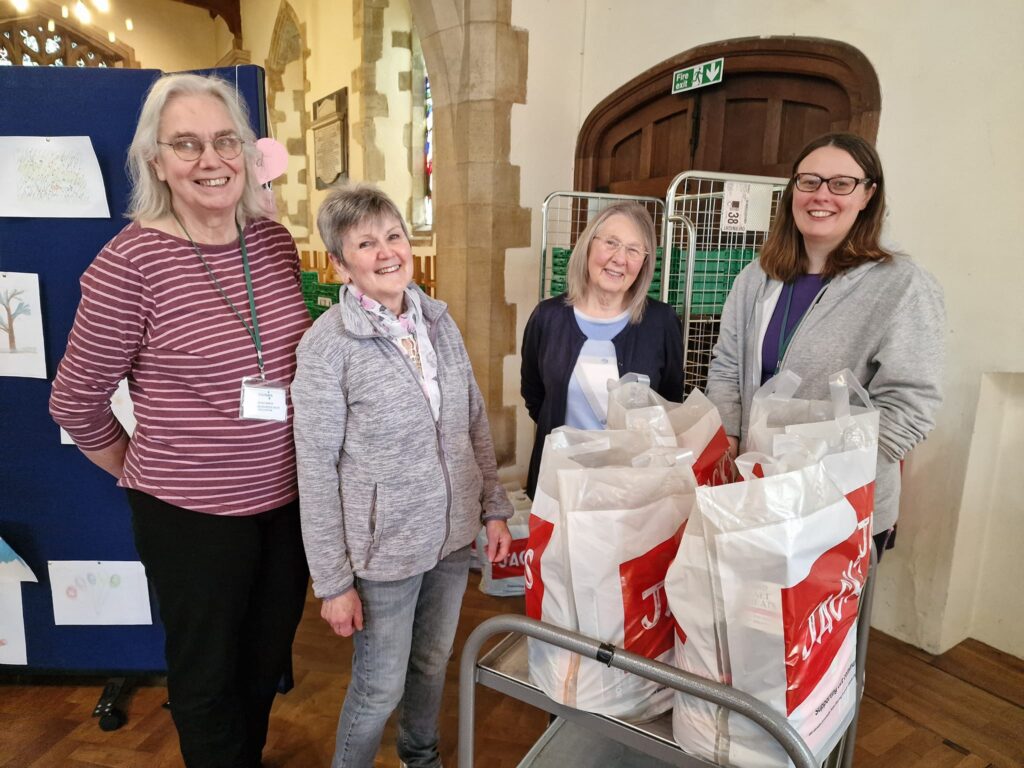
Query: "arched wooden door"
576 37 880 194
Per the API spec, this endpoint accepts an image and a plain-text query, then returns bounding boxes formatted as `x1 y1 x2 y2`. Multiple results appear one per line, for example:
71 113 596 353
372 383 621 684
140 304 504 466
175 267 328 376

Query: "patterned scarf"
349 286 441 422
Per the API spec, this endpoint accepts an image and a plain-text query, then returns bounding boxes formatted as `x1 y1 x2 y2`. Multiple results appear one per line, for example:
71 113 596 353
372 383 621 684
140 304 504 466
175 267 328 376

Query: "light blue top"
565 308 629 429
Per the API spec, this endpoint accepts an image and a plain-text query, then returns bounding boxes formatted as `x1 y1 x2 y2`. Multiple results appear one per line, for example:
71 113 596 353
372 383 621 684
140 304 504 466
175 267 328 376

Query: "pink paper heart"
254 138 289 185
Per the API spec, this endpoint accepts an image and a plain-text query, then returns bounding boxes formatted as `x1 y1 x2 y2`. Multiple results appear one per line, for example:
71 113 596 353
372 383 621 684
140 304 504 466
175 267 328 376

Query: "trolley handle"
458 614 818 768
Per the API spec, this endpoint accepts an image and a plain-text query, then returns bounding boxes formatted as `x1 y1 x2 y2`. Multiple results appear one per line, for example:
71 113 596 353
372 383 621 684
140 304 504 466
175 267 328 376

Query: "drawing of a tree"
0 288 32 351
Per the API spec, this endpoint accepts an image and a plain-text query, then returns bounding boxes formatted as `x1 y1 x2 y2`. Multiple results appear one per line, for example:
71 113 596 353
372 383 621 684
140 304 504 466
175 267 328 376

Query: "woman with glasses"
520 201 683 498
50 73 310 768
705 132 945 559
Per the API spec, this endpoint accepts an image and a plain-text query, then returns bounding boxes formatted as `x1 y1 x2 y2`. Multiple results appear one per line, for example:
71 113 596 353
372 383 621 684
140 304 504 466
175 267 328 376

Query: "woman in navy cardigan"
521 202 683 497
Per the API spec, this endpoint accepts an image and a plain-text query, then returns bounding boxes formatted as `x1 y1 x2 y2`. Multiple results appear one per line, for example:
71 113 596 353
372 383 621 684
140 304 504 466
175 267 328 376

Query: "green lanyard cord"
173 213 265 377
776 282 797 372
775 278 829 372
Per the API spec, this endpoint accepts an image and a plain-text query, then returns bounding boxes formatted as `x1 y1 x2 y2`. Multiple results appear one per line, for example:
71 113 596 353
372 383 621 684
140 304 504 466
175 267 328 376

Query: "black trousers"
127 490 309 768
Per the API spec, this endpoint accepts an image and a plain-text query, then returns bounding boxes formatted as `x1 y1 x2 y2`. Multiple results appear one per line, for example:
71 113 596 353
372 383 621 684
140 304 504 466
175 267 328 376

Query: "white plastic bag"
523 426 696 720
477 490 532 596
668 370 878 767
555 463 697 721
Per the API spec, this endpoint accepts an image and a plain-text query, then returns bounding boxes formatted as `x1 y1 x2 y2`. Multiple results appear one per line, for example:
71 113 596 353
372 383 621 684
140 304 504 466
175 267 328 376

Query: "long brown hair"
759 132 891 282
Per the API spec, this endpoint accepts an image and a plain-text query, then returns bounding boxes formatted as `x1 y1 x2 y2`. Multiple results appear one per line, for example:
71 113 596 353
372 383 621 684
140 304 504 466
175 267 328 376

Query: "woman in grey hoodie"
292 185 512 768
706 132 945 559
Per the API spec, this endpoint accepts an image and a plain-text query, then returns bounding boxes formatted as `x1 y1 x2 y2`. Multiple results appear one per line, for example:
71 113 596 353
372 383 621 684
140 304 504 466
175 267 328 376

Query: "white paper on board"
0 536 37 583
0 136 110 218
48 561 152 626
0 271 46 379
0 583 28 665
60 377 136 445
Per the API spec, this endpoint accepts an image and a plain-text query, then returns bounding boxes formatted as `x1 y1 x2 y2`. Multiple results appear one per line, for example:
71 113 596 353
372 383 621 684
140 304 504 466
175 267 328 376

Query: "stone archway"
409 0 530 465
265 1 311 240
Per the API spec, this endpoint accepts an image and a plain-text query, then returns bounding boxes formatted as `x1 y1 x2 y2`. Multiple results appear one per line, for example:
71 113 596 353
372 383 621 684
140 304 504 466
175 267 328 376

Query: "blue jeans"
332 546 471 768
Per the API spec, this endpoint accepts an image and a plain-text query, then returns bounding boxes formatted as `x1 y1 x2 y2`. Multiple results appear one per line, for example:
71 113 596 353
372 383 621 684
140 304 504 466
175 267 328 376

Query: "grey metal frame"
661 170 788 393
458 547 877 768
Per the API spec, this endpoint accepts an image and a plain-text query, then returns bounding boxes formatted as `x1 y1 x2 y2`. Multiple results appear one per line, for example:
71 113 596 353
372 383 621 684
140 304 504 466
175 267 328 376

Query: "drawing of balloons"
87 572 97 585
110 574 121 588
66 585 78 599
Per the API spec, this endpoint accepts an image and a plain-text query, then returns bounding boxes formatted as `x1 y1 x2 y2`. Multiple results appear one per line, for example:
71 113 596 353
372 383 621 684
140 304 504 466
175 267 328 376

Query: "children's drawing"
0 583 28 665
17 147 89 203
48 561 152 626
0 272 46 379
0 136 110 218
0 536 37 583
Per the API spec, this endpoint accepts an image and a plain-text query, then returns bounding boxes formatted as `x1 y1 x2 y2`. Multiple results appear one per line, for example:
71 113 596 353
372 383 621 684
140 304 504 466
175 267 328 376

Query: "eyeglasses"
793 173 872 196
157 135 245 161
594 236 647 263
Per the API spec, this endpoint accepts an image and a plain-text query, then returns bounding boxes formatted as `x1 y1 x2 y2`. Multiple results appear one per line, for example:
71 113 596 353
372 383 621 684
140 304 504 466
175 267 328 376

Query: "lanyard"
174 213 265 377
775 278 829 372
776 282 798 372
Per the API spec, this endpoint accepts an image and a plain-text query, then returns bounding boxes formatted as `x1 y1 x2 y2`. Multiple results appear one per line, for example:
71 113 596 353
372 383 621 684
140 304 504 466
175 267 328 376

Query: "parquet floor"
1 572 1021 768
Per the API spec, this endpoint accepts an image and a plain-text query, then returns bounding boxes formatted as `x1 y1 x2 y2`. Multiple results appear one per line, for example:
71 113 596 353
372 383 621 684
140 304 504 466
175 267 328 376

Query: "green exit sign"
671 57 724 94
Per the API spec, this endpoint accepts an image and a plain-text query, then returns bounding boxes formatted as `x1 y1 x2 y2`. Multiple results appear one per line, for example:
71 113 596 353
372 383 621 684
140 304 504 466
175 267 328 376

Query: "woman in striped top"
50 74 311 768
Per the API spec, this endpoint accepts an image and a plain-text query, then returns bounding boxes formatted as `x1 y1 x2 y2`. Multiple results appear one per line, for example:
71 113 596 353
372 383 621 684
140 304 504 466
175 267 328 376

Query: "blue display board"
0 64 267 673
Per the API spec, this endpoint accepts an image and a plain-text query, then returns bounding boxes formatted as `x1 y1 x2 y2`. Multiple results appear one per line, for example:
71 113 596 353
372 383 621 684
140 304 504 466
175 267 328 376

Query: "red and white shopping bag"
554 464 697 721
477 490 532 596
607 373 731 485
669 370 878 767
524 428 654 704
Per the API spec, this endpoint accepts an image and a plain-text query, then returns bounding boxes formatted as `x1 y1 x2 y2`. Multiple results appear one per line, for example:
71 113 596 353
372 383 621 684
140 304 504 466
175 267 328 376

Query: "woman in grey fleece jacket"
706 133 944 555
292 185 512 768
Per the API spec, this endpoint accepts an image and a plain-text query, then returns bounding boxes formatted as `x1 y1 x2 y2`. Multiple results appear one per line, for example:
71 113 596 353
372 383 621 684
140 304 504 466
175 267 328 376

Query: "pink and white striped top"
51 219 312 516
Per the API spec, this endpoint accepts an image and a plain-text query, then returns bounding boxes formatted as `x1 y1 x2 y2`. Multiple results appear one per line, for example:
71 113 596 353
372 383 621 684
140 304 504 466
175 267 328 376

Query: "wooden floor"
1 572 1021 768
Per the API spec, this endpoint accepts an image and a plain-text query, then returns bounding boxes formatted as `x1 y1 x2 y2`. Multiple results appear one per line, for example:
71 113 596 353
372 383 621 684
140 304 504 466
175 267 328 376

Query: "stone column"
412 0 529 465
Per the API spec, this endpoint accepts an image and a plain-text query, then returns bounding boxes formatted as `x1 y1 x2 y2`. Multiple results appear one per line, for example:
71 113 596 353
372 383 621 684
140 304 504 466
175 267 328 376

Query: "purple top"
760 274 826 384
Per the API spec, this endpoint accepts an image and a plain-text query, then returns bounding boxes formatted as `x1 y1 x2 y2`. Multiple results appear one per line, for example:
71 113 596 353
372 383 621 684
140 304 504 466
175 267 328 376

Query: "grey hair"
565 202 658 324
126 73 265 225
316 183 410 266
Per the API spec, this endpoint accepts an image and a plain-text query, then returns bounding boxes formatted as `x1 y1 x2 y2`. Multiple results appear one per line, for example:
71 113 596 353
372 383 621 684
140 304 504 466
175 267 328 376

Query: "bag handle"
752 369 802 404
829 368 873 419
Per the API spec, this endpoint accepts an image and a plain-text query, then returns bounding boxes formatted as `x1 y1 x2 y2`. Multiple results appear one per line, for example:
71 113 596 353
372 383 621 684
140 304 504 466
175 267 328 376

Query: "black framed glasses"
157 135 245 161
793 173 872 196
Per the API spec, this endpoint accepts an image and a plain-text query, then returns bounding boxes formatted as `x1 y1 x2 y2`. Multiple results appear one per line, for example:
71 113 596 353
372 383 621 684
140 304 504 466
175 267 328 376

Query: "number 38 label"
720 181 749 233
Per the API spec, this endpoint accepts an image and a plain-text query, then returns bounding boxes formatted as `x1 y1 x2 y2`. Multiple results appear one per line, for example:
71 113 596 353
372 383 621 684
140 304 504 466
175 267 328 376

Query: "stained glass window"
0 17 130 68
423 74 434 229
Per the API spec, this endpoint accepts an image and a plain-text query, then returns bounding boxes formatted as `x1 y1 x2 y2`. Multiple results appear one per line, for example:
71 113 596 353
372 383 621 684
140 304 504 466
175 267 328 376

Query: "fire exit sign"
671 57 724 94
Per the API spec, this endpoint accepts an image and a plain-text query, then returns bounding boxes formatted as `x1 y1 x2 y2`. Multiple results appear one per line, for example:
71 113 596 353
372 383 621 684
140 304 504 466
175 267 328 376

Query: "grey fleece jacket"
292 286 512 599
705 255 945 532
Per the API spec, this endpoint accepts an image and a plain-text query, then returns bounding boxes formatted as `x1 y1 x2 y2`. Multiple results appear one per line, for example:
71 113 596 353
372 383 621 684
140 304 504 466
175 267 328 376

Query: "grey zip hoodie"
292 286 512 598
705 255 945 532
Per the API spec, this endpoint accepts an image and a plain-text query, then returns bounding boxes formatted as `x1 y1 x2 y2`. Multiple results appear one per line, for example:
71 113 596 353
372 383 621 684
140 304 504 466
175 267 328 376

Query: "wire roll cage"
662 171 788 393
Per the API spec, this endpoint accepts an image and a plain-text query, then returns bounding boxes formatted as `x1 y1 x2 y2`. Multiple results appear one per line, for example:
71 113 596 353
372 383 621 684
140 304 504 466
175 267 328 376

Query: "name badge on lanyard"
239 376 289 421
178 215 290 422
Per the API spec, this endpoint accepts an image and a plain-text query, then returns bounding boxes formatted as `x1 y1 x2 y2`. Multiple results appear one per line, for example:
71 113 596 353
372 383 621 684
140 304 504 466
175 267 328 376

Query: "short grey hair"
316 183 410 266
126 73 265 225
565 202 658 324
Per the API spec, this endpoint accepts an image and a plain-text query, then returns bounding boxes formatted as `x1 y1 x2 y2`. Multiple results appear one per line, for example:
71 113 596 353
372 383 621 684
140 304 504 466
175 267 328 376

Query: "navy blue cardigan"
520 296 684 497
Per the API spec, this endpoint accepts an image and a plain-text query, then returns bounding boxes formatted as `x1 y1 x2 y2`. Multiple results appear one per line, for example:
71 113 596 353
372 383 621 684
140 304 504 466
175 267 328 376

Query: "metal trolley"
459 551 876 768
661 171 788 393
540 191 666 301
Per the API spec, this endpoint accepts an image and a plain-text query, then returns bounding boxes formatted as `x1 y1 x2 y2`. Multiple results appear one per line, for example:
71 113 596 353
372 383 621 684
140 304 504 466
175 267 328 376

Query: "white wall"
508 0 1024 655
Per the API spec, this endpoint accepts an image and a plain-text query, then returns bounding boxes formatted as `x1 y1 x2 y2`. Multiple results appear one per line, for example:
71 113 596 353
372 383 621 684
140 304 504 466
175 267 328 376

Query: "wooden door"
576 37 880 193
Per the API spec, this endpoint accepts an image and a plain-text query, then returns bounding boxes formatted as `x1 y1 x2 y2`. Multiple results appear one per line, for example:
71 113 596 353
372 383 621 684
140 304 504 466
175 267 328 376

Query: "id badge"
239 376 289 421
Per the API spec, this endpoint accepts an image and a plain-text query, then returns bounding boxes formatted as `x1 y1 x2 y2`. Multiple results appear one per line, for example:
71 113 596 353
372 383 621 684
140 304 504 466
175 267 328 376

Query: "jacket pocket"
368 483 383 549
